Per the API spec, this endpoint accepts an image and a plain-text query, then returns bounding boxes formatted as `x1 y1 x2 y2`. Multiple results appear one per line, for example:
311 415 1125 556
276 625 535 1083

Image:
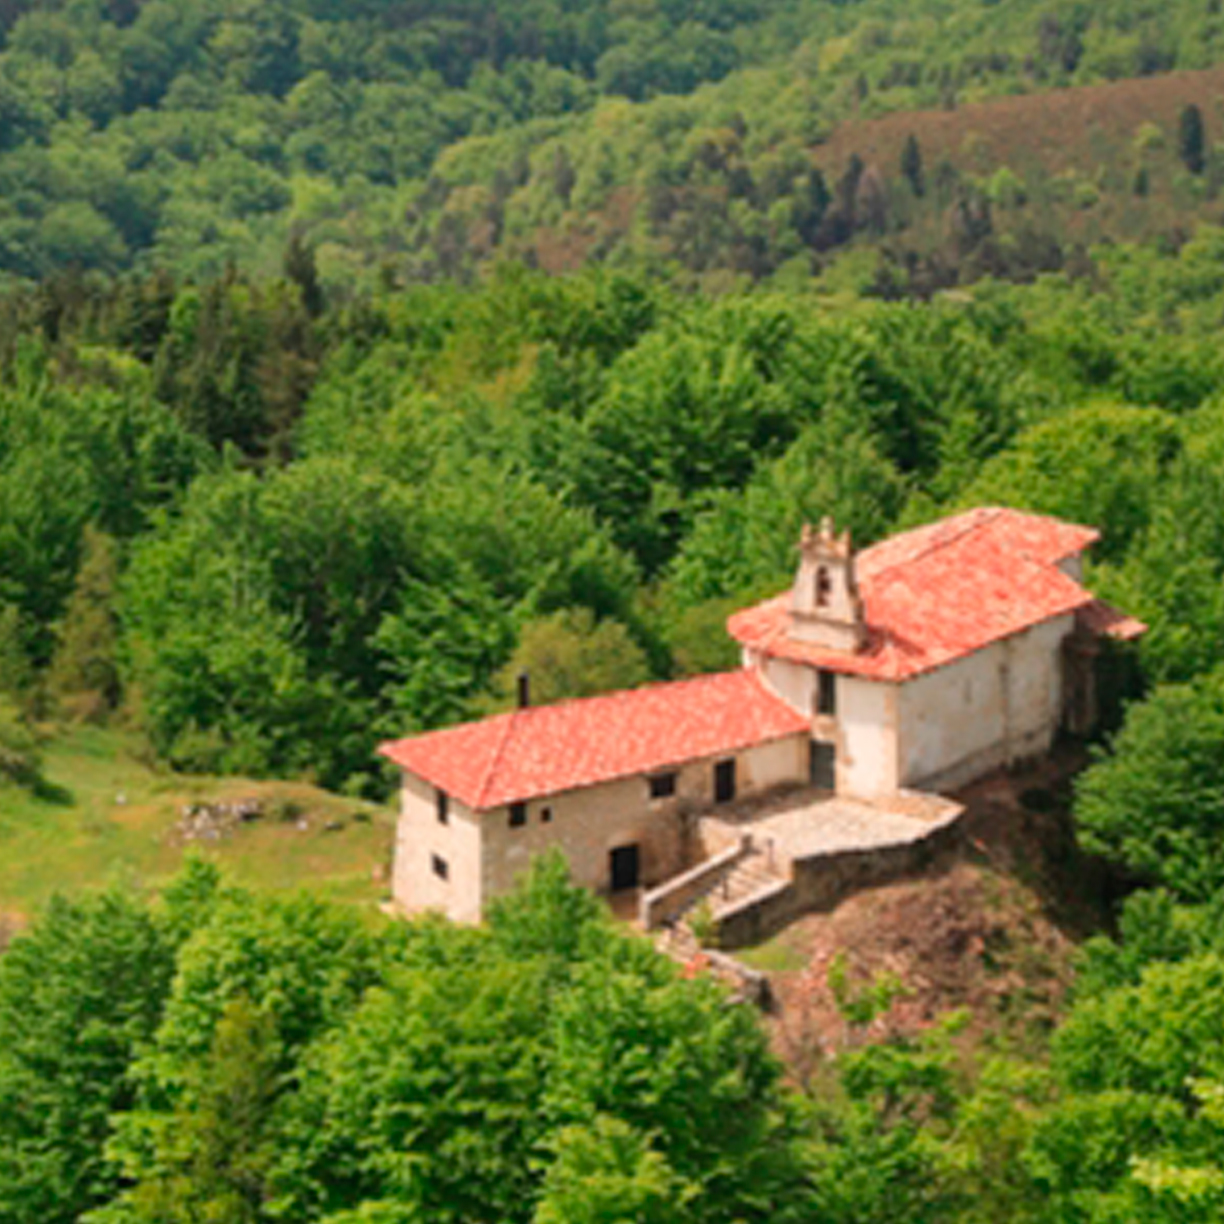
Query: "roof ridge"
863 507 1001 579
470 671 760 807
475 707 523 809
382 666 809 810
506 669 750 715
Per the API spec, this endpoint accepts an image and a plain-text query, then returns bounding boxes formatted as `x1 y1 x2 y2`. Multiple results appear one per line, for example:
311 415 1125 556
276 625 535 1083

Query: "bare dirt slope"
739 747 1117 1076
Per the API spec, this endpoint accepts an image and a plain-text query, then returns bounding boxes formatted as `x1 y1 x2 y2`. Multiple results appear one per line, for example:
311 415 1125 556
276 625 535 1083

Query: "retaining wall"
639 838 748 929
715 816 963 949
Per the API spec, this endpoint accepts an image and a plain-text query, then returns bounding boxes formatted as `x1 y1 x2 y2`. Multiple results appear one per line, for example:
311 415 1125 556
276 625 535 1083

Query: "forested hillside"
8 3 1224 1222
4 230 1224 793
0 0 1222 286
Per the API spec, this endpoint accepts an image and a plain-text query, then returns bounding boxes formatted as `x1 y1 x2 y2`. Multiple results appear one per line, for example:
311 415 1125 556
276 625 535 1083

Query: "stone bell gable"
789 517 867 653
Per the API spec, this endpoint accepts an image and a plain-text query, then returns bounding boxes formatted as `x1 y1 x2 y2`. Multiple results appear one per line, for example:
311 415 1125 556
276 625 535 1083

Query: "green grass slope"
0 726 394 925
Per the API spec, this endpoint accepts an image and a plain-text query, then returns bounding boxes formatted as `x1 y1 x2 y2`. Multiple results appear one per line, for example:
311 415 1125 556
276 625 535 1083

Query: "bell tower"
790 518 866 652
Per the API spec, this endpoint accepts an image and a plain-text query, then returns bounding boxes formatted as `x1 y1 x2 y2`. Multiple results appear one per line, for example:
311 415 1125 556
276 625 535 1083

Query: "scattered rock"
177 798 265 843
270 797 304 823
323 819 345 833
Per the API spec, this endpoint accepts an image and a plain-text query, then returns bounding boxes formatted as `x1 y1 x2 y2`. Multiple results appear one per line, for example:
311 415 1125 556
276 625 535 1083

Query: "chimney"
517 672 531 710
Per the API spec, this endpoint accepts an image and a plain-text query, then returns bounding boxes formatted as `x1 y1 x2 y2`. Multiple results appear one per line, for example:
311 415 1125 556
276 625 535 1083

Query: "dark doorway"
610 844 640 891
810 740 836 790
714 758 737 804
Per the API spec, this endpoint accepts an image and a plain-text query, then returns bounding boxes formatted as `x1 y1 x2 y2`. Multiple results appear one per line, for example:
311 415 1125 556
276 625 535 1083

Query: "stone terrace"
700 785 963 872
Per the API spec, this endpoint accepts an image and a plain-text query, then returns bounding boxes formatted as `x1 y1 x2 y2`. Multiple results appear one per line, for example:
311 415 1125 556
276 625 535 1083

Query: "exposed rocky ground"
742 745 1118 1078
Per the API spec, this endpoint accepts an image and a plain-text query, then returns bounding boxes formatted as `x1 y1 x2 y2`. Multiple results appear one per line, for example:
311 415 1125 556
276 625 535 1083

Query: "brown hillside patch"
814 66 1224 247
817 65 1224 178
518 67 1224 278
741 746 1116 1081
765 862 1075 1087
534 186 639 273
533 224 596 275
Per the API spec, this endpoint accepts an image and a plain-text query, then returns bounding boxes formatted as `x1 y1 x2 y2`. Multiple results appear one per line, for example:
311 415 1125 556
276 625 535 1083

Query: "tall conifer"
48 526 121 718
1179 104 1206 175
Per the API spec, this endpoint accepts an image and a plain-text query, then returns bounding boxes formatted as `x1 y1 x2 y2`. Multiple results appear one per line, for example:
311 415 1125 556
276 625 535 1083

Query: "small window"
431 854 449 881
815 565 833 608
648 772 678 800
509 802 528 828
541 806 553 824
436 788 449 825
817 671 837 717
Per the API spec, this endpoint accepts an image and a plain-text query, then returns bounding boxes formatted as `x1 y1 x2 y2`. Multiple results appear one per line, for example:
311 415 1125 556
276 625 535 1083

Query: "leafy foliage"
491 607 651 708
47 525 121 718
1075 670 1224 901
0 229 1217 790
0 891 175 1224
6 9 1224 1223
3 856 811 1224
0 0 1214 287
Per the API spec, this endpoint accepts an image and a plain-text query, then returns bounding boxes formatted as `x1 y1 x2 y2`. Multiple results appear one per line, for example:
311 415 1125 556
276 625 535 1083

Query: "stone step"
651 847 791 972
655 919 701 964
671 850 783 921
653 851 788 970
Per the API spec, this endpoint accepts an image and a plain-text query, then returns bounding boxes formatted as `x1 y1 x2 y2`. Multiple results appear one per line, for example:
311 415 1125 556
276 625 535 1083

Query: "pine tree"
0 603 32 701
794 167 831 245
48 526 121 719
551 146 576 205
283 231 324 318
1179 104 1206 176
901 133 925 197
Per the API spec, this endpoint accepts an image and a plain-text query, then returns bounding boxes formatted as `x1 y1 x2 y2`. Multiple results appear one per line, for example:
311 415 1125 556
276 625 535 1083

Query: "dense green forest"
4 232 1224 793
12 849 1224 1222
7 0 1224 1220
0 0 1221 286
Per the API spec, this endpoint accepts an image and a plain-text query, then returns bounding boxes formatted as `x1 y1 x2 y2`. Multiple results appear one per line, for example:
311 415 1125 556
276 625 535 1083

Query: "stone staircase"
702 848 782 915
652 855 779 1008
654 848 785 961
655 917 701 963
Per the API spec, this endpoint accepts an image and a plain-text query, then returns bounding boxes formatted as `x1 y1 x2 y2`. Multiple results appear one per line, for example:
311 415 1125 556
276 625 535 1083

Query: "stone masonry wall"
715 817 963 949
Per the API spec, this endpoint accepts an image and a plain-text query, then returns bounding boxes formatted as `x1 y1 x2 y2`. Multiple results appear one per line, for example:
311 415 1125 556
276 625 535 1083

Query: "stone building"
380 507 1144 926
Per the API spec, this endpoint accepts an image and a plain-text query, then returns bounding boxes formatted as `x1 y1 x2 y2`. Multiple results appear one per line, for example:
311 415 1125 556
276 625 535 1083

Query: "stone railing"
639 837 750 930
696 946 773 1009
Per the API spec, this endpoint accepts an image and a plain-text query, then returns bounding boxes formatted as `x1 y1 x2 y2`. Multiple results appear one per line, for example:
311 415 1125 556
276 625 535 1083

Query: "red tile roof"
728 508 1107 682
379 670 810 810
1078 598 1147 642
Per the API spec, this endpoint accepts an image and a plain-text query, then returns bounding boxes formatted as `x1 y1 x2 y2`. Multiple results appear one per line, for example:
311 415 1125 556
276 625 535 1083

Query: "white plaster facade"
394 734 809 919
756 612 1074 800
898 615 1072 791
394 769 485 922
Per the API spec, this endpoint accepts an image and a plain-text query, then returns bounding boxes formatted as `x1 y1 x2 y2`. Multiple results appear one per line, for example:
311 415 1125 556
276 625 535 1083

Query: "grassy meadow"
0 726 395 926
